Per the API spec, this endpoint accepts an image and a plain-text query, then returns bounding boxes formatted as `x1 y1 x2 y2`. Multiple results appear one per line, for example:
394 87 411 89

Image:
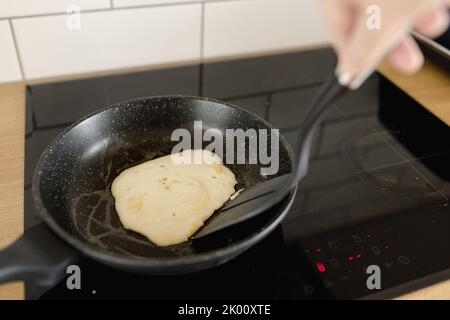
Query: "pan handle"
0 222 78 287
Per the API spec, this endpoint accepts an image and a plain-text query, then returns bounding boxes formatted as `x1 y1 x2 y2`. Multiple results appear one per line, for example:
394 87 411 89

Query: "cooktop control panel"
297 206 450 299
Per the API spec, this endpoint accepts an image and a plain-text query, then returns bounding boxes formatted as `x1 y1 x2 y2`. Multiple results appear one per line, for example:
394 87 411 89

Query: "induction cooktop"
24 48 450 299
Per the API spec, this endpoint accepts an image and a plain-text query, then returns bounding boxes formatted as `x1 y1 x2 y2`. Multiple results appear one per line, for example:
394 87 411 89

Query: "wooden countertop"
379 61 450 127
0 59 449 300
0 83 25 300
379 60 450 300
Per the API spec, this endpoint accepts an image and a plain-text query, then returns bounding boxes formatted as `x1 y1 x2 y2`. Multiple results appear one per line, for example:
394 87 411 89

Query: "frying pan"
0 96 295 287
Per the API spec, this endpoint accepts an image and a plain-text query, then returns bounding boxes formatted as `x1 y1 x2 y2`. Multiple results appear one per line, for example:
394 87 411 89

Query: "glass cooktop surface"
24 48 450 299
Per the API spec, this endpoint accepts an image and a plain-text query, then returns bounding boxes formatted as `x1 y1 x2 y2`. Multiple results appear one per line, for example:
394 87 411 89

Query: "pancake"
111 149 237 246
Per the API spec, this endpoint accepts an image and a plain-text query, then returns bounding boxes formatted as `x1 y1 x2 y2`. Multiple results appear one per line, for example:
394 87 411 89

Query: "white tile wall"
13 4 202 80
0 0 331 83
113 0 207 7
0 0 110 19
204 0 330 59
0 21 22 83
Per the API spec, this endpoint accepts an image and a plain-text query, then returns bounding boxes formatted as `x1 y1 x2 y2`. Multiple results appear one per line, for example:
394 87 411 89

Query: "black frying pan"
0 96 295 287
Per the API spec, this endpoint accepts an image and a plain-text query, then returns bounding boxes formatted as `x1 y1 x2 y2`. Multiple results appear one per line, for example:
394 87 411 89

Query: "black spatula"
193 73 349 240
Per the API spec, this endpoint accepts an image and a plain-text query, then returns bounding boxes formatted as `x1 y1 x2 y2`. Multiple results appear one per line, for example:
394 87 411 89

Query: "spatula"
193 72 350 240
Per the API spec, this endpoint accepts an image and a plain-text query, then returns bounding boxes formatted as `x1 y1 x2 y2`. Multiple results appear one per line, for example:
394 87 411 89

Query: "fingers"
415 6 450 38
321 0 359 56
336 9 410 77
386 36 424 74
335 0 449 85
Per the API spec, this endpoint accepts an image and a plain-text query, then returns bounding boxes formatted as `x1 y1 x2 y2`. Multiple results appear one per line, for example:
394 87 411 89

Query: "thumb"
337 0 450 87
337 4 412 87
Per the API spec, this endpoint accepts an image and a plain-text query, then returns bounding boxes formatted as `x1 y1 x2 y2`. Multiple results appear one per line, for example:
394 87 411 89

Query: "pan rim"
32 95 295 268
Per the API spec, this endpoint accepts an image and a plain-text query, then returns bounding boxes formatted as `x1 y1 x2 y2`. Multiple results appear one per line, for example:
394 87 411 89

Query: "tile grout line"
265 93 272 120
103 83 111 105
200 2 205 62
222 81 326 102
0 0 248 22
0 7 108 21
110 0 114 9
107 0 247 12
198 64 204 97
27 86 39 132
8 19 25 81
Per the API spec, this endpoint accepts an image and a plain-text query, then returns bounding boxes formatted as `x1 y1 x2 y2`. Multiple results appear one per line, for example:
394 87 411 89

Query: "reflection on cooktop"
283 77 450 238
25 48 450 299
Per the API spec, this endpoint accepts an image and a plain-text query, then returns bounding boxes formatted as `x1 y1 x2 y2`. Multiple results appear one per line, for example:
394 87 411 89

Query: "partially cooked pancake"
111 149 237 246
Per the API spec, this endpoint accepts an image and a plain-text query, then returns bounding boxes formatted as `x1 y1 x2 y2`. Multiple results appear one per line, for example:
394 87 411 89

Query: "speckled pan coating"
32 96 294 274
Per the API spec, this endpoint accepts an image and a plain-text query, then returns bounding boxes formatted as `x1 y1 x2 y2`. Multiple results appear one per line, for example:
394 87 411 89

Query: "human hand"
322 0 450 88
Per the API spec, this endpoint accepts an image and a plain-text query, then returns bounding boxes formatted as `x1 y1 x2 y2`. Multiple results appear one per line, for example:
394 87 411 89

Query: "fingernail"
337 72 352 87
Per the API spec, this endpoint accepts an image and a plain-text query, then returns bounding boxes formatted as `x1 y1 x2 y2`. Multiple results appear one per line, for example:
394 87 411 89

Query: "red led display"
316 262 327 273
348 256 354 261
